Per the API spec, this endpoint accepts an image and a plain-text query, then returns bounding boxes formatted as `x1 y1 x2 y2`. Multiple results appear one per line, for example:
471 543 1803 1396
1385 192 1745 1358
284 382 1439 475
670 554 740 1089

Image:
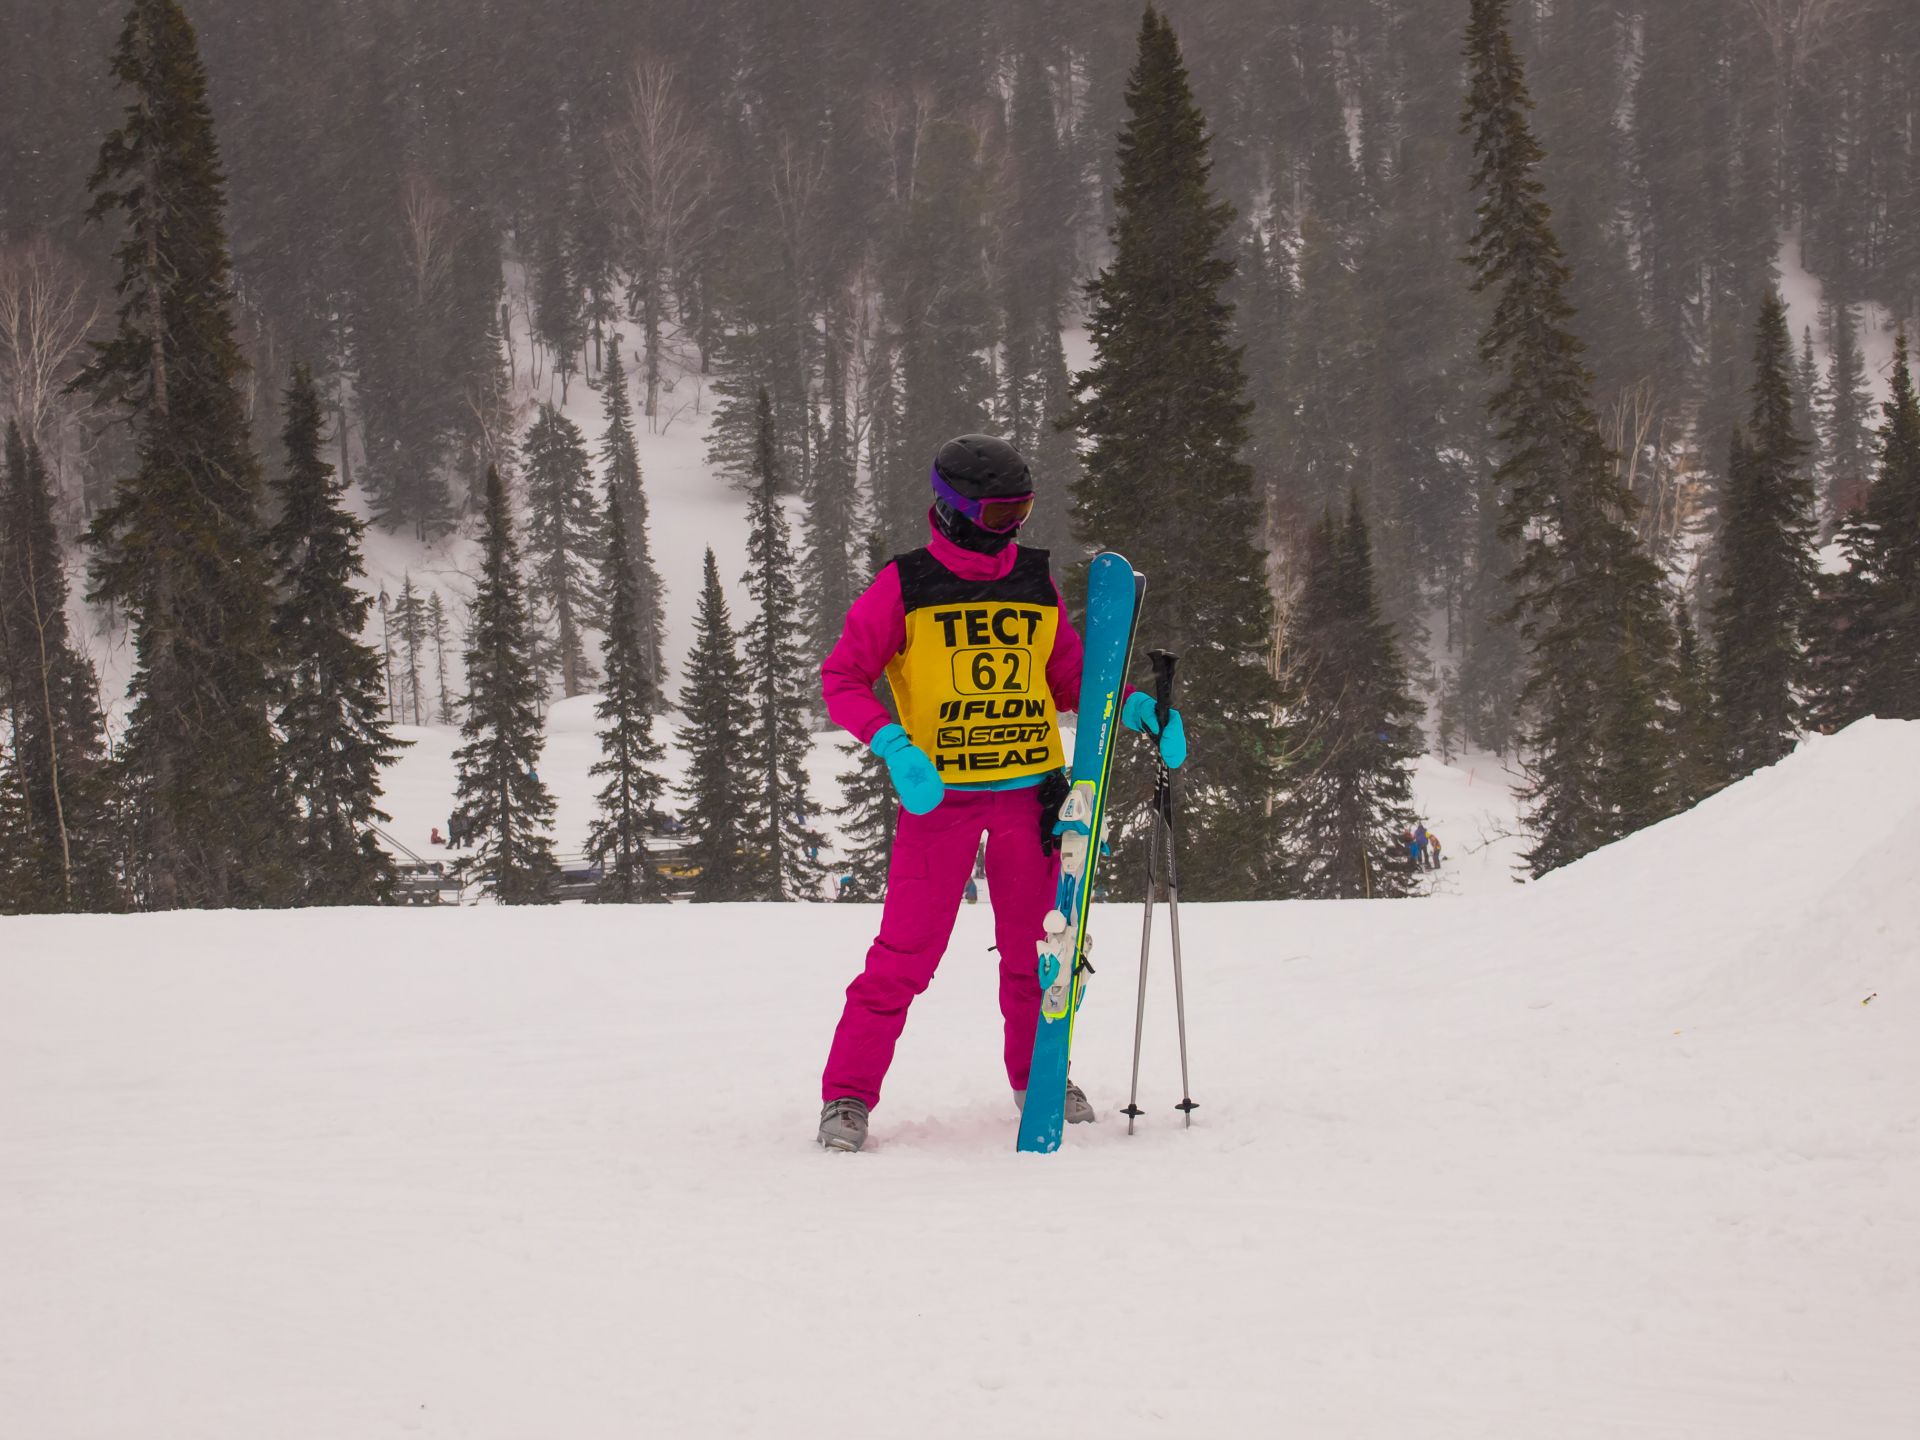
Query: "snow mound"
1536 718 1920 1018
1542 717 1920 908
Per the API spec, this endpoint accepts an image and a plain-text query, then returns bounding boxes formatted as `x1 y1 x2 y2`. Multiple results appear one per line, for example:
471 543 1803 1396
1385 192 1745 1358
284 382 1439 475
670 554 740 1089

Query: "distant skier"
814 435 1186 1153
1427 831 1444 869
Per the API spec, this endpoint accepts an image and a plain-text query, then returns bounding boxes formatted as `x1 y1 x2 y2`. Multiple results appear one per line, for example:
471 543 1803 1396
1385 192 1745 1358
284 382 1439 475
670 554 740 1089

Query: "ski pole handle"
1148 649 1178 737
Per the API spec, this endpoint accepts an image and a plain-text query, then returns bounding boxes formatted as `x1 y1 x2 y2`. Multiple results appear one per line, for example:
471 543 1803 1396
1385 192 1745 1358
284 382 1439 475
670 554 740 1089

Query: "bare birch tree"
399 172 456 308
869 83 940 205
0 237 101 458
608 54 712 424
840 258 886 478
770 135 833 485
1603 379 1685 557
1741 0 1865 86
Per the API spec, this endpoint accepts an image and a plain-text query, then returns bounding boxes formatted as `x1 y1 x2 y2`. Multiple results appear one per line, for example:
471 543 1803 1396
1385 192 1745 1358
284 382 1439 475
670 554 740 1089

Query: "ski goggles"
931 467 1035 534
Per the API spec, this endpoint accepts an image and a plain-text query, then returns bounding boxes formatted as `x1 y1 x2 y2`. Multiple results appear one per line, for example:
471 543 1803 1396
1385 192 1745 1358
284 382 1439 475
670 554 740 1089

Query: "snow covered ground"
1407 748 1527 894
4 719 1916 1437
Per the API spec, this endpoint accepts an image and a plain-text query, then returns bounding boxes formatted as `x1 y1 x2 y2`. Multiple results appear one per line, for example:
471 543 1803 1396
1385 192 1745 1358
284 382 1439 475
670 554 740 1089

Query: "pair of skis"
1016 552 1142 1154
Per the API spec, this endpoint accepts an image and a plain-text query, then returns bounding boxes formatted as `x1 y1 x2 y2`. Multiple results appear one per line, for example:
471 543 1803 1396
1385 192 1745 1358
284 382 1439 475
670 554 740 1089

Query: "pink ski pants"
822 786 1058 1108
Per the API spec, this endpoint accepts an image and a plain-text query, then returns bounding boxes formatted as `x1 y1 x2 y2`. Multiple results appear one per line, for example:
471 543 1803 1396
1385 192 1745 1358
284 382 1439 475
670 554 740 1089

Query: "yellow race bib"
885 547 1066 783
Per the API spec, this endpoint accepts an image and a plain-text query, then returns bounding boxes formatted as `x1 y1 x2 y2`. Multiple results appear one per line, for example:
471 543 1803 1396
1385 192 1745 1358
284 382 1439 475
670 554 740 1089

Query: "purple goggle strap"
930 467 1033 533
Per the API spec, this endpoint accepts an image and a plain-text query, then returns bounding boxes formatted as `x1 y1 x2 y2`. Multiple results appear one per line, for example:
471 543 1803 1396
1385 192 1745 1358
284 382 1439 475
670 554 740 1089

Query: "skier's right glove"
869 723 945 815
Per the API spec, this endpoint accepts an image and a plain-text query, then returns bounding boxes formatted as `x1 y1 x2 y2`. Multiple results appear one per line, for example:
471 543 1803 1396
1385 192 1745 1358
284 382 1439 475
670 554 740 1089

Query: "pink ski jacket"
820 518 1090 747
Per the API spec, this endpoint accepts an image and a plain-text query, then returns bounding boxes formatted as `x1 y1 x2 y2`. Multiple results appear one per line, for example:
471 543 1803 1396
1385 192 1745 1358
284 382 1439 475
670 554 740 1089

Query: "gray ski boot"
1013 1081 1097 1124
817 1097 870 1152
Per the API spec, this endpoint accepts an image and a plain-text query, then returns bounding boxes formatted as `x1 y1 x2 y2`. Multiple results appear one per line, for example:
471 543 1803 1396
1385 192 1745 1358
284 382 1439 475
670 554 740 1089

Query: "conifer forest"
2 0 1918 911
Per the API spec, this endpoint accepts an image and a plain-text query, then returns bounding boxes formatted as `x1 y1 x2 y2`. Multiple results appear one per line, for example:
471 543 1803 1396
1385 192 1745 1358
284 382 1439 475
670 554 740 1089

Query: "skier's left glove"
1121 690 1187 770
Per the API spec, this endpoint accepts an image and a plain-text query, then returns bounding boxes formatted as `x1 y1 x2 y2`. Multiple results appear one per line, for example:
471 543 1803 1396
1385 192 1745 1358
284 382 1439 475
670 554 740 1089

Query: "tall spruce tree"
1026 318 1084 554
76 0 292 909
427 591 455 725
521 402 605 699
1237 224 1292 541
1668 598 1726 811
832 734 897 902
1794 325 1825 507
598 339 667 707
1843 332 1920 719
863 331 905 535
0 749 37 912
739 389 821 900
1449 494 1527 756
1823 301 1876 522
703 161 813 506
531 206 582 403
1804 555 1877 733
1692 124 1781 540
1277 213 1363 534
452 465 559 902
354 167 462 541
377 585 398 721
881 119 996 547
1271 497 1423 899
676 548 752 902
997 48 1082 555
393 573 428 726
0 423 116 912
830 534 899 901
265 365 403 905
1065 6 1284 899
1710 289 1817 776
1462 0 1677 876
802 320 860 671
585 475 668 902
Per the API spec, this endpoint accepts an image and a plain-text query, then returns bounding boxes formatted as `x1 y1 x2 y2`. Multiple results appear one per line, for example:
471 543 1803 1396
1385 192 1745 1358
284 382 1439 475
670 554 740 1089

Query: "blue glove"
1121 691 1187 770
869 723 945 815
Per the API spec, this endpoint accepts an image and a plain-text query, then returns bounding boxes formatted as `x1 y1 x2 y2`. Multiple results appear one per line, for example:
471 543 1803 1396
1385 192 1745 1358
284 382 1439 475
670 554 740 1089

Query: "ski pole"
1148 649 1196 1126
1121 650 1197 1133
1120 775 1158 1135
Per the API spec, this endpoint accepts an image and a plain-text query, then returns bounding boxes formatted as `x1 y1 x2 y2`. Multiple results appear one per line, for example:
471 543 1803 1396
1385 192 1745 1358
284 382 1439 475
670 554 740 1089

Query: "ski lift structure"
374 826 464 905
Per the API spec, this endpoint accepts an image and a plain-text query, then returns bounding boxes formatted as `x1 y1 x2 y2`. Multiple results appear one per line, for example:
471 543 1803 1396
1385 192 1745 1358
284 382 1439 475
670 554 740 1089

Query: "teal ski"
1017 552 1142 1153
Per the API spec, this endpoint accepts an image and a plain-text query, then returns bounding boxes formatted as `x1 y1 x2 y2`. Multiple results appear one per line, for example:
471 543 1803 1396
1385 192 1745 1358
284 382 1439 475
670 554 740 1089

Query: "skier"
815 435 1186 1152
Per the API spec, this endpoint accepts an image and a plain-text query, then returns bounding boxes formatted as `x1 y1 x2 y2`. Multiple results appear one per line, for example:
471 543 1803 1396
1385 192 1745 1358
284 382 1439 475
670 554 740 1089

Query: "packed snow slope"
3 721 1917 1439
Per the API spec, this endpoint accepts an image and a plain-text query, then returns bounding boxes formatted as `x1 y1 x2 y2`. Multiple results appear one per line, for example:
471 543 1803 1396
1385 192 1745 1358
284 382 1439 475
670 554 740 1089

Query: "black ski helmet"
933 435 1032 500
930 435 1033 553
